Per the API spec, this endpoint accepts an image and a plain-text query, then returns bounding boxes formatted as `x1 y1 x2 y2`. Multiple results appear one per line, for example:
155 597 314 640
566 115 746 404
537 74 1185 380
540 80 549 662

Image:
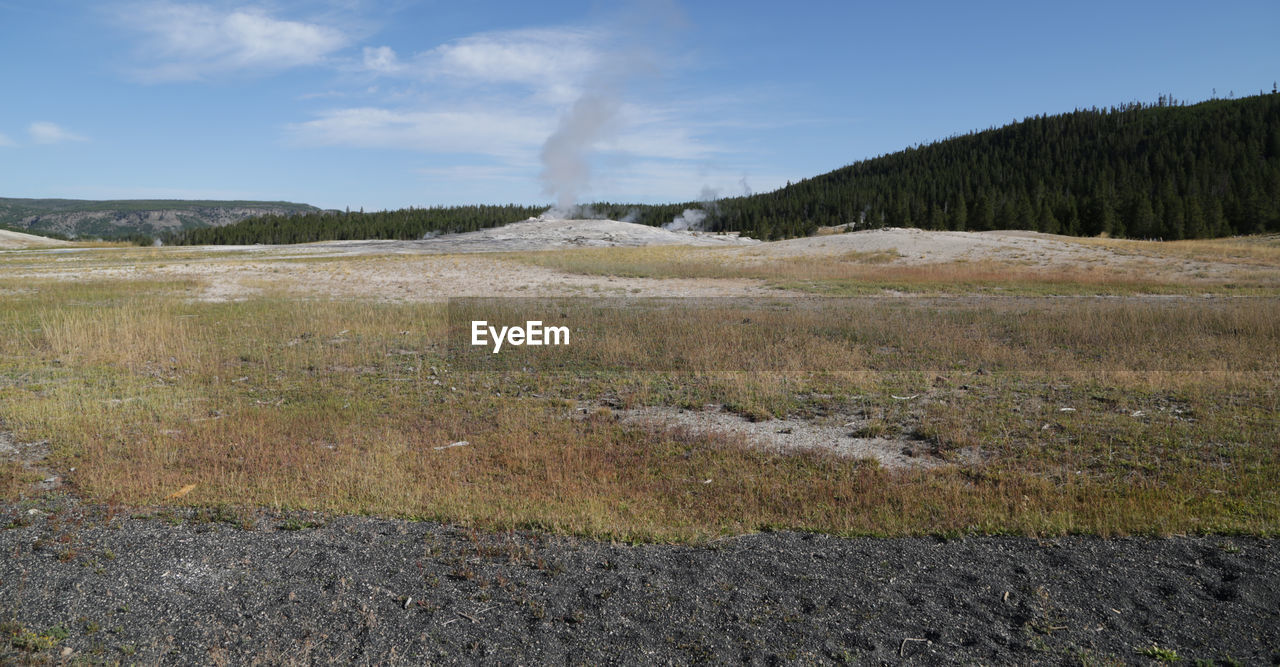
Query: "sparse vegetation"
5 623 69 653
1138 644 1182 662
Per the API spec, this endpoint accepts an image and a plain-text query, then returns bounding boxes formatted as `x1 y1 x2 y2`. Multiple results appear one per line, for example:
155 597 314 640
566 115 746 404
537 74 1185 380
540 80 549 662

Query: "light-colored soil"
618 405 976 470
0 228 70 250
68 255 777 302
750 228 1100 263
407 216 760 252
0 430 57 491
0 220 1269 301
733 227 1244 278
0 219 769 302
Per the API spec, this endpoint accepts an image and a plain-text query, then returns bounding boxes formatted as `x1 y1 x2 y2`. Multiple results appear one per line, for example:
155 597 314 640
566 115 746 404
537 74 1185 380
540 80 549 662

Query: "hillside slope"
694 93 1280 239
0 198 319 239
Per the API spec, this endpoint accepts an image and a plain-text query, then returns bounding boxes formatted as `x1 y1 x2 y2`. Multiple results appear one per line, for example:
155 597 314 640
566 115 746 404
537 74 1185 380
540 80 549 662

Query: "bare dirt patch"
0 430 58 492
618 405 970 470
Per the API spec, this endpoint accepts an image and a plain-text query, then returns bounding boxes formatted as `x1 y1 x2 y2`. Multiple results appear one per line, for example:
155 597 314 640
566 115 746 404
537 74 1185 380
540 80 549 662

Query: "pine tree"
1038 203 1060 234
1128 196 1156 239
951 194 968 231
973 195 995 231
1185 197 1207 238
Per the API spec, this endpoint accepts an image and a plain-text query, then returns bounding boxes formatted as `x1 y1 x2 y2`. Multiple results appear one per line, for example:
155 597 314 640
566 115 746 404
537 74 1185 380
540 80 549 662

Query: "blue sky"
1 1 1277 211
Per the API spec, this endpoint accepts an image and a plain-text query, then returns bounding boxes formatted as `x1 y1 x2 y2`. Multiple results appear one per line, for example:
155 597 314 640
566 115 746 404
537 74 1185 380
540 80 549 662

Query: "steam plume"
663 208 706 231
540 88 621 219
537 1 685 219
662 184 721 231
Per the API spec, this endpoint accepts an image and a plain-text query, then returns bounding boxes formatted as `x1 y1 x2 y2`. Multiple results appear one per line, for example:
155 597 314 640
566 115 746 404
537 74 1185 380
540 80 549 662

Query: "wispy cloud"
351 27 603 106
288 102 728 165
117 1 349 81
287 107 550 158
0 132 14 147
426 27 602 103
29 121 87 144
361 45 401 74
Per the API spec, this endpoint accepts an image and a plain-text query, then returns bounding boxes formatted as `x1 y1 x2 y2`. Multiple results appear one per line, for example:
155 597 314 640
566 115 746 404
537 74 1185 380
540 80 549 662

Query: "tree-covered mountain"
163 92 1280 246
0 198 319 240
693 92 1280 240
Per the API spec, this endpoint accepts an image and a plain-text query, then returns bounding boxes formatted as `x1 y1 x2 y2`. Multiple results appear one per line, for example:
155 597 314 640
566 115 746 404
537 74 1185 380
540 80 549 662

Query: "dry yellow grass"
448 296 1279 374
1069 233 1280 266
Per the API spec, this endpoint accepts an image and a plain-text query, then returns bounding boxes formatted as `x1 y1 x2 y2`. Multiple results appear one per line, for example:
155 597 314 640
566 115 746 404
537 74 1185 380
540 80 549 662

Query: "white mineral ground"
0 228 72 250
0 219 1256 303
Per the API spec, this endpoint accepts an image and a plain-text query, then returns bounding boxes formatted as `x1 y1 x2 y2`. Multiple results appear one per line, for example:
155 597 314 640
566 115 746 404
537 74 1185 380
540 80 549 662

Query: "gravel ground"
2 498 1276 665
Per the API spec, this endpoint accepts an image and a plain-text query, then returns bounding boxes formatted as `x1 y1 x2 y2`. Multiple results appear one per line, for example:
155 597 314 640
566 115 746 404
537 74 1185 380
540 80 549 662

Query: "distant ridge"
0 198 319 240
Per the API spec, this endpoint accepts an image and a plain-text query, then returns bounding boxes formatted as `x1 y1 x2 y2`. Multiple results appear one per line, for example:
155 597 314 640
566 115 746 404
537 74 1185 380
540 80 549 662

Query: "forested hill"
164 92 1280 245
709 92 1280 240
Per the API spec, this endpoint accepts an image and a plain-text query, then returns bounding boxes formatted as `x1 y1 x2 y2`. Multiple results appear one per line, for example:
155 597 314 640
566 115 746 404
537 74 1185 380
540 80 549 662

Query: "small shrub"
10 624 69 652
1137 644 1180 662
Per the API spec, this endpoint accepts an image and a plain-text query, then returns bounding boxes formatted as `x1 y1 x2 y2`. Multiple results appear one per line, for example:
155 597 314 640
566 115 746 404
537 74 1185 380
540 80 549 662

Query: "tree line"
162 204 545 245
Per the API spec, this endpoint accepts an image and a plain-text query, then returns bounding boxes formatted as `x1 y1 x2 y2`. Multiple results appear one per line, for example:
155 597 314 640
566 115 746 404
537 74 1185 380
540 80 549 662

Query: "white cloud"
289 103 728 164
29 122 87 144
357 27 602 104
361 45 400 74
428 28 600 88
288 107 550 158
119 2 348 81
0 132 14 147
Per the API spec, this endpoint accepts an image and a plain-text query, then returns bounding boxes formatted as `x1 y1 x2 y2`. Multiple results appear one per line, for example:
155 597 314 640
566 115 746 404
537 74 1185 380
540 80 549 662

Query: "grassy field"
509 242 1280 296
1 260 1277 541
1073 233 1280 266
